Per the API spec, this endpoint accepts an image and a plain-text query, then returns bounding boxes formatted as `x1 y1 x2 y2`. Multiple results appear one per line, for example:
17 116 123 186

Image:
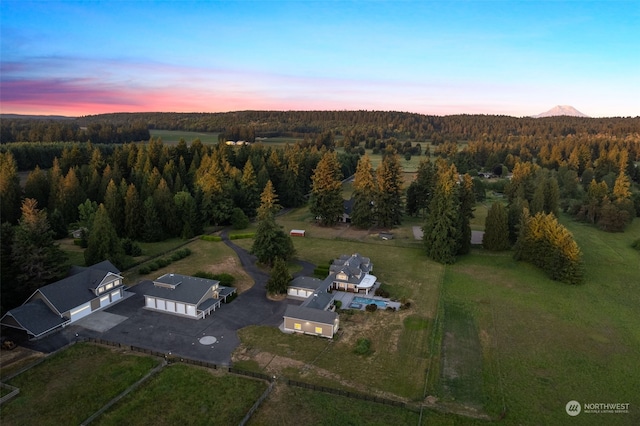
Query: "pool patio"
331 283 401 311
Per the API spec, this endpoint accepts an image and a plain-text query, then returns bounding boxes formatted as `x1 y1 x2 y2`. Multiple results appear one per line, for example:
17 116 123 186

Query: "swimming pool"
352 296 387 308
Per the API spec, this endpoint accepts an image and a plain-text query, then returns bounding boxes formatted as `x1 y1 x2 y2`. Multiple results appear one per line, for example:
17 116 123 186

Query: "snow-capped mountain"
533 105 589 118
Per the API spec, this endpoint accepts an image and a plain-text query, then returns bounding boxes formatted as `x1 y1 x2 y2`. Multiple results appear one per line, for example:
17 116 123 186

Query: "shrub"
122 238 142 256
200 235 222 242
212 273 235 287
632 238 640 251
354 338 372 356
156 258 170 268
231 207 250 230
138 266 150 275
229 233 255 240
365 303 378 312
73 238 83 246
147 261 159 271
374 288 390 298
386 306 396 312
170 252 181 261
334 300 342 309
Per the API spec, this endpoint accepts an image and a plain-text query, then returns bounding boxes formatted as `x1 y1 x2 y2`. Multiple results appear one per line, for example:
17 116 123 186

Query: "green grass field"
96 364 267 426
1 343 159 426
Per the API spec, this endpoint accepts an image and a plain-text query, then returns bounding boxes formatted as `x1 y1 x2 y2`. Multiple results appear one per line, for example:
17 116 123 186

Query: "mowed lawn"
1 343 159 426
444 216 640 424
96 364 267 426
235 237 444 401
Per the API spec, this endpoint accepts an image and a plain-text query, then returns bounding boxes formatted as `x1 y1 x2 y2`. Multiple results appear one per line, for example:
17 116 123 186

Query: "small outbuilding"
290 229 306 237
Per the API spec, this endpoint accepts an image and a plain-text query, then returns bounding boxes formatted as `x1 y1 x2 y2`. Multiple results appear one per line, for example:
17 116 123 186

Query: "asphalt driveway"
24 232 311 365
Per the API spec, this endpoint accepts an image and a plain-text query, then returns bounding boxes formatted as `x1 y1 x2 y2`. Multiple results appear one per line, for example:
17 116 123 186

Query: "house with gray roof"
283 253 376 338
144 273 236 319
0 260 124 338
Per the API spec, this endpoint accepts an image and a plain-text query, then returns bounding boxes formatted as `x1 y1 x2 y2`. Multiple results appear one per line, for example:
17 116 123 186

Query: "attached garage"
69 303 92 322
287 276 322 301
111 289 122 302
100 295 110 308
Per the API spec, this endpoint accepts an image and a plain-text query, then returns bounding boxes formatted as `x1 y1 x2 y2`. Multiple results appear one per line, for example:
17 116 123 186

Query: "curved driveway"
25 231 314 366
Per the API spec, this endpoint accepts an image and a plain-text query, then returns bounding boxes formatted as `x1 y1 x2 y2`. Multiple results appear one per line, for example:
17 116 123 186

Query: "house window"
106 283 113 290
294 323 301 330
98 286 105 294
315 326 323 334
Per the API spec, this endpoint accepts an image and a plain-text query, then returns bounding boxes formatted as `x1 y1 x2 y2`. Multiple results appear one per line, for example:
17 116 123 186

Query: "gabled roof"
301 276 335 310
30 261 122 314
289 276 322 290
146 274 220 305
0 299 68 338
284 305 337 325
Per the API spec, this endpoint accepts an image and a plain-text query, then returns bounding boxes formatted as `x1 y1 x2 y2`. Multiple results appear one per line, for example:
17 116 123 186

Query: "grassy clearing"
248 385 421 426
96 364 267 426
442 217 640 423
1 343 158 426
149 129 220 144
127 239 253 293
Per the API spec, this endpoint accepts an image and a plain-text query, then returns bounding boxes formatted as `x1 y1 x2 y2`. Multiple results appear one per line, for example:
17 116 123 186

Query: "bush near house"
354 338 373 356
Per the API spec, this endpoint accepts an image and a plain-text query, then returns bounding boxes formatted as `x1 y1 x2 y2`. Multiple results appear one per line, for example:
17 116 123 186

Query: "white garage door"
111 289 121 302
176 303 186 314
157 299 166 310
70 303 92 322
100 295 110 308
186 305 196 316
146 297 156 308
166 301 176 312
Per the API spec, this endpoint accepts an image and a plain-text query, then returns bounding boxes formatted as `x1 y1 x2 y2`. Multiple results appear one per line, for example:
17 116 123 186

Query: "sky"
1 1 639 118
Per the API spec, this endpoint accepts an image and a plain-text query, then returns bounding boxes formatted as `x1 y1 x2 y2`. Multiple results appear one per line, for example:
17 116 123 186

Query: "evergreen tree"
153 178 179 236
422 160 460 264
49 208 68 239
257 180 281 220
266 257 292 295
85 204 125 269
406 158 435 217
142 196 163 242
251 215 295 266
0 151 22 224
456 173 475 255
11 199 68 298
310 151 343 226
124 183 143 240
514 210 583 285
104 179 124 236
375 151 404 228
239 160 260 217
351 154 376 228
483 202 510 251
174 191 200 238
24 165 49 212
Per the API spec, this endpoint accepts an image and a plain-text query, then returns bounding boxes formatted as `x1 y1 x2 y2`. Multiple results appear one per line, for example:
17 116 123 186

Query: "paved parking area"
73 311 129 333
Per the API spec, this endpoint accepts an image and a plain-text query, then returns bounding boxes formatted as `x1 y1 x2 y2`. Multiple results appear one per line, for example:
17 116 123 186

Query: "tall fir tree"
104 179 124 236
266 257 292 295
375 151 404 228
11 199 68 300
310 151 344 226
422 160 460 264
0 151 22 224
23 165 49 213
142 196 163 242
456 173 475 255
406 158 435 218
256 180 281 220
124 183 143 240
85 204 125 268
351 154 376 228
483 202 510 251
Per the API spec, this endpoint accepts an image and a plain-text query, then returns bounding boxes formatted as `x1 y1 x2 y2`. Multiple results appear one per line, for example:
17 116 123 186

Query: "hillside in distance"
534 105 589 118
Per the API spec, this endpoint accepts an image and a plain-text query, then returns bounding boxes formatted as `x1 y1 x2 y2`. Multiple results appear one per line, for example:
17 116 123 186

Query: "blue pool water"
352 296 387 308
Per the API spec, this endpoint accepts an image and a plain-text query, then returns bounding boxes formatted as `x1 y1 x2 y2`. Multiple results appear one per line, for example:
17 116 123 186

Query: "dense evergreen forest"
1 111 639 310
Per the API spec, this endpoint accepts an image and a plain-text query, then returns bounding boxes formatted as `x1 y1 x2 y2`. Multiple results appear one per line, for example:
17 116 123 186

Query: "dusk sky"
1 1 638 117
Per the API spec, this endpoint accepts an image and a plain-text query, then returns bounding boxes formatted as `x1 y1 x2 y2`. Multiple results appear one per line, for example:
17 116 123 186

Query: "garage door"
146 296 156 308
70 303 92 322
176 303 186 314
157 299 166 310
166 301 176 312
100 295 110 308
111 289 121 302
186 305 196 316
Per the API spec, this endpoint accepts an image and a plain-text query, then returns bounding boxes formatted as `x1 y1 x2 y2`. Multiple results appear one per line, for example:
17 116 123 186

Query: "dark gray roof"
0 299 68 337
35 261 122 314
301 276 335 310
289 276 322 290
198 298 220 312
218 287 237 298
146 274 220 305
284 305 337 325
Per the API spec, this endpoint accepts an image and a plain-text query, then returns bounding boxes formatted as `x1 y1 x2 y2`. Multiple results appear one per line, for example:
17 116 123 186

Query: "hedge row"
229 233 255 240
138 248 192 275
200 235 222 242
